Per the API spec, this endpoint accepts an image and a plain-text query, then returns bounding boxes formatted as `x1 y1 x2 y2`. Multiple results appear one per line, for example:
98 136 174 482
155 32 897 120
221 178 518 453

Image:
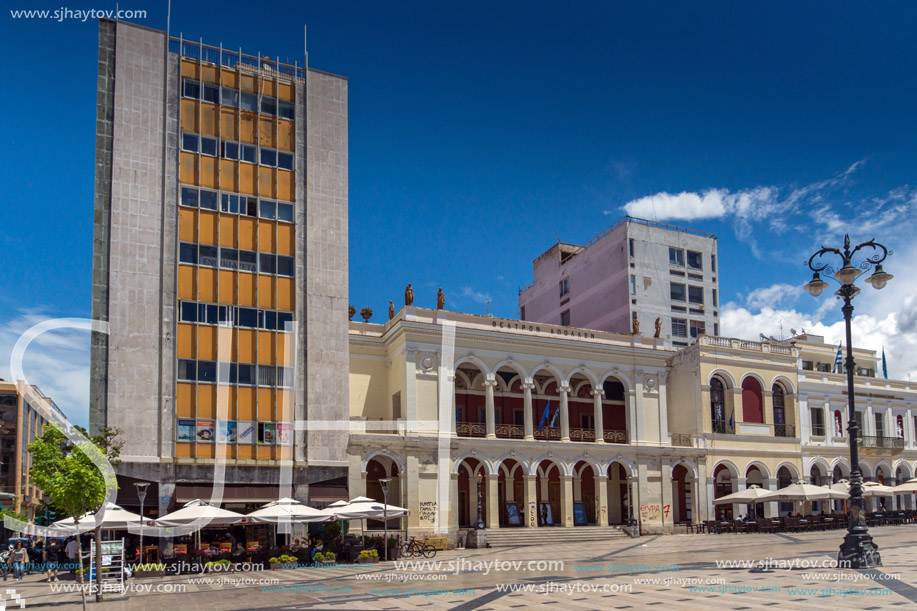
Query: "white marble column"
593 388 605 443
523 381 535 440
484 378 497 439
559 384 571 442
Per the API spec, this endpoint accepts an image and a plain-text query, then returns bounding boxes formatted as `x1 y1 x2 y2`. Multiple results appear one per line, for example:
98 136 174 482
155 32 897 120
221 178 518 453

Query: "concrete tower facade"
90 19 349 515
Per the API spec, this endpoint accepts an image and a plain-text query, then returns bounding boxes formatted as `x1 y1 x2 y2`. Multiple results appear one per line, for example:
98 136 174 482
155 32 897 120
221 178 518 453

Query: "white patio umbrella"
759 482 848 502
50 502 142 532
248 498 336 523
712 485 775 504
334 500 409 519
155 499 248 527
892 477 917 493
861 481 897 497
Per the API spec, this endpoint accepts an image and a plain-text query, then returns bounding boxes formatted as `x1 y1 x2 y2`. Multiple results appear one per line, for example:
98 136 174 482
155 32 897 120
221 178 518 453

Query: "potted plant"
357 549 379 564
348 305 356 321
268 554 298 570
360 307 373 322
322 551 336 565
133 562 166 578
204 559 234 573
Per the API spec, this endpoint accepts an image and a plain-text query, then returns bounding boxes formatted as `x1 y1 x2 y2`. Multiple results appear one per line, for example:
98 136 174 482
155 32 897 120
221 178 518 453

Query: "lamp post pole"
379 478 390 561
804 234 893 568
134 482 150 564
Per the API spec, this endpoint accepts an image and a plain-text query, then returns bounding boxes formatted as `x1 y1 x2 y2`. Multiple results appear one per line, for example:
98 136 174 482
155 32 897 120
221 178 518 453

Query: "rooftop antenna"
554 231 561 244
486 300 492 316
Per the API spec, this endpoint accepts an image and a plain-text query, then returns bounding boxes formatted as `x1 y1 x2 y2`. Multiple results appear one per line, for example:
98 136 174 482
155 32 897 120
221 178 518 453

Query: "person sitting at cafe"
291 538 302 551
310 539 323 561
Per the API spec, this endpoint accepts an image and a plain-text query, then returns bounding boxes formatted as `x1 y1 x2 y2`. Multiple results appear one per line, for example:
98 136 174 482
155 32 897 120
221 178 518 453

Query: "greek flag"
537 400 551 432
833 342 843 374
549 403 560 428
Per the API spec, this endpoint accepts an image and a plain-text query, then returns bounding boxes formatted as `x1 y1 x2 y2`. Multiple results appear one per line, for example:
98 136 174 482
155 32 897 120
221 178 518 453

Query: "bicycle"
399 537 436 559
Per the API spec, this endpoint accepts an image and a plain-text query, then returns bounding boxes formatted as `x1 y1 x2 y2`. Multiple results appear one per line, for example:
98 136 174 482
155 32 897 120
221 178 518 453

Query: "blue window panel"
240 92 258 112
202 84 220 104
199 245 218 267
277 202 294 222
221 193 239 214
238 307 258 328
179 243 197 265
220 248 239 270
277 312 293 331
237 363 255 386
181 133 198 153
180 187 198 207
199 190 218 210
179 301 198 322
197 360 217 383
260 148 276 167
260 200 276 220
222 141 239 160
177 359 196 381
259 253 276 275
278 100 294 120
200 137 218 157
241 144 257 164
277 256 294 278
221 87 239 108
277 152 294 170
261 96 277 116
182 79 200 99
239 250 257 273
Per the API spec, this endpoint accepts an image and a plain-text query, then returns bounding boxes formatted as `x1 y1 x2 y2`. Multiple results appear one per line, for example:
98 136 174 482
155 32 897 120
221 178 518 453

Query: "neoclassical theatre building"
346 307 917 541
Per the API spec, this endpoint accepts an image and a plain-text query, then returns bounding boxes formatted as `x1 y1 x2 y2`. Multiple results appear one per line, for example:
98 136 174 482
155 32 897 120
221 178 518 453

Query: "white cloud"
460 286 492 305
0 310 90 427
743 283 802 310
622 189 729 220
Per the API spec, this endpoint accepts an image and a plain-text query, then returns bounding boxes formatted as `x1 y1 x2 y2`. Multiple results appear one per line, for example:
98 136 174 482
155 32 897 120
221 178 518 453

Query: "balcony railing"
456 422 486 438
712 419 729 434
533 427 562 441
494 424 525 439
775 423 796 438
859 436 905 450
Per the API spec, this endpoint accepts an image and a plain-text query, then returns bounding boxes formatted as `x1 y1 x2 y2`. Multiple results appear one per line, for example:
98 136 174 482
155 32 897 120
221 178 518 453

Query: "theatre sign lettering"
491 319 596 339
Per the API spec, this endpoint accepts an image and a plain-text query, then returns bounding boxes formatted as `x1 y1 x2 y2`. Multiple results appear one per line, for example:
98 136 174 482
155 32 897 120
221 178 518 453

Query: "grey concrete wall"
105 21 167 459
303 69 349 467
90 20 116 435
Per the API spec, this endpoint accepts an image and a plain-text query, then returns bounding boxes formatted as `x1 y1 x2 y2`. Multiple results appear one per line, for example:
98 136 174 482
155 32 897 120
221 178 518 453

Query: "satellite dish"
790 328 797 336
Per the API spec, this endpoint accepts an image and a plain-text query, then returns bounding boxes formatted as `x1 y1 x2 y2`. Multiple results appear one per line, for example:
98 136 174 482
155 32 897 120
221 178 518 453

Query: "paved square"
15 525 917 609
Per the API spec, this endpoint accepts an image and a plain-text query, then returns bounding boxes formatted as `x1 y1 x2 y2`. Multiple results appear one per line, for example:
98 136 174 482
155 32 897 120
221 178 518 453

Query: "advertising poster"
573 502 588 526
196 419 215 442
218 420 237 443
259 422 276 444
237 421 255 444
177 419 195 442
506 503 522 526
277 422 293 445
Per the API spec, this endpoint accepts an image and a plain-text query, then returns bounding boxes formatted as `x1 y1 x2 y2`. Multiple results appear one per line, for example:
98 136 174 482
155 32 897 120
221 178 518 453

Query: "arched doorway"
746 466 764 518
366 456 401 531
714 464 735 520
573 461 596 525
606 462 629 524
602 377 628 443
742 377 763 424
776 466 793 516
457 457 487 528
810 464 826 514
535 460 561 526
672 464 691 524
497 458 525 527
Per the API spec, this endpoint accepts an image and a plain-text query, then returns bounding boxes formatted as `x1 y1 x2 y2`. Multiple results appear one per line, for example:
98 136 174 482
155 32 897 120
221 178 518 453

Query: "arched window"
742 377 763 424
710 378 726 433
772 384 787 436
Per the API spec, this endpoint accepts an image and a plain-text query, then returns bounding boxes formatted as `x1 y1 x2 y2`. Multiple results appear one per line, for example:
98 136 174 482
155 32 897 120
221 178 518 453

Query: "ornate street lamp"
475 473 485 530
804 234 892 568
379 478 391 561
134 482 150 564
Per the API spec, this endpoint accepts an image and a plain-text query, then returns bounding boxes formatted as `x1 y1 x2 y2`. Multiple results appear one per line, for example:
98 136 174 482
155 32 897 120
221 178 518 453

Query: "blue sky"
2 1 917 424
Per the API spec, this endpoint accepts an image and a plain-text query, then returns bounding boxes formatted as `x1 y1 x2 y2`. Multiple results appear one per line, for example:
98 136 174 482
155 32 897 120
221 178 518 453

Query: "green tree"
28 425 122 608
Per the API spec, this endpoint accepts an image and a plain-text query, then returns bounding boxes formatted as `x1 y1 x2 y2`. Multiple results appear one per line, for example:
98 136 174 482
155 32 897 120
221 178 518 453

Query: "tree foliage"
28 426 122 521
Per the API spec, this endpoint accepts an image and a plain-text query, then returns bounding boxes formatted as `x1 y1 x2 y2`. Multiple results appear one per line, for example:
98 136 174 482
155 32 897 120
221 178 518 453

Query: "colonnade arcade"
454 359 630 444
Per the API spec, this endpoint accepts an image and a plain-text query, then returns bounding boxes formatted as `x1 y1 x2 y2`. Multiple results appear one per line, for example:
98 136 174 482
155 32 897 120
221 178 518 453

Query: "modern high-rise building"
518 216 720 348
90 19 349 517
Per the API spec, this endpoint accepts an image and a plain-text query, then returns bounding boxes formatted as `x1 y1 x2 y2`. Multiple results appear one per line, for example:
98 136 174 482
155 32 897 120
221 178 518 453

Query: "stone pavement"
13 525 917 610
